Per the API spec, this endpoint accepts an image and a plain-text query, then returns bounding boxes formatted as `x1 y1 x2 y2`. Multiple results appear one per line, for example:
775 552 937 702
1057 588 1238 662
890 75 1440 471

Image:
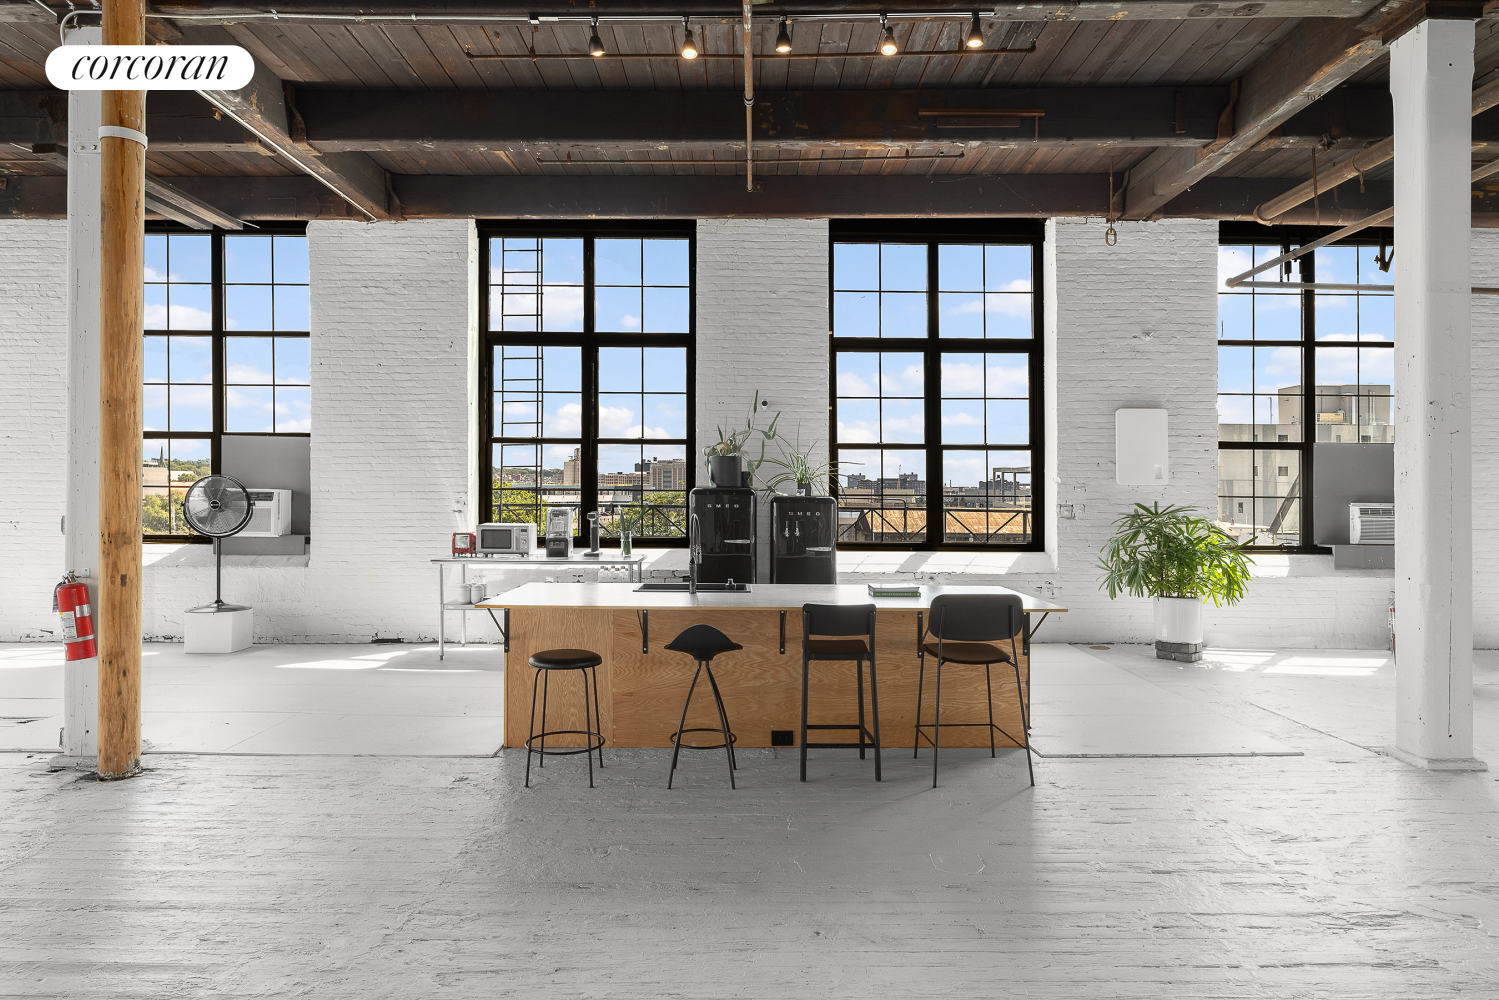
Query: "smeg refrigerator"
689 487 756 585
770 494 837 584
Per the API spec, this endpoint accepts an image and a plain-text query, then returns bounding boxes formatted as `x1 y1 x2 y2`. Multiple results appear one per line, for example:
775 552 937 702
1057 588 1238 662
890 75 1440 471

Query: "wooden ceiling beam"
190 39 396 220
9 171 1499 221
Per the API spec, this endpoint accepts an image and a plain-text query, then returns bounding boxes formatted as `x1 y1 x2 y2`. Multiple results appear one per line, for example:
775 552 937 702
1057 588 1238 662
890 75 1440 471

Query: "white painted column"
1390 18 1486 770
62 24 102 761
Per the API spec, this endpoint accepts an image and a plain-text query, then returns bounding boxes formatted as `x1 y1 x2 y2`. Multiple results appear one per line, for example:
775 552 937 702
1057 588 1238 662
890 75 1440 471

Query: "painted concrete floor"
2 641 1498 997
0 642 506 755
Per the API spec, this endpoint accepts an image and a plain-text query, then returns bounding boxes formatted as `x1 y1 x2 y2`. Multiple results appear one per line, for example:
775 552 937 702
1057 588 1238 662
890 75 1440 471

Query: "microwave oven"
476 522 536 556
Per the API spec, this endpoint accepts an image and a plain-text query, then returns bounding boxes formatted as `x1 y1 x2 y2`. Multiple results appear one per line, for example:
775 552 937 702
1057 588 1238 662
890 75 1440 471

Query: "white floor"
0 642 505 755
2 641 1498 997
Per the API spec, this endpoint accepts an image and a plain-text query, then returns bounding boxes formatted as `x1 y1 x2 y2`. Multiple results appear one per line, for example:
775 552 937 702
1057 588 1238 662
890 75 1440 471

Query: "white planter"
1153 597 1203 645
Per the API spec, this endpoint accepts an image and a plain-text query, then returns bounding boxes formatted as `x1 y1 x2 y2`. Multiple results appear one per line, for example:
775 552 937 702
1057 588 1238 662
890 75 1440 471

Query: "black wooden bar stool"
914 594 1033 789
800 603 882 782
524 648 606 788
664 624 743 789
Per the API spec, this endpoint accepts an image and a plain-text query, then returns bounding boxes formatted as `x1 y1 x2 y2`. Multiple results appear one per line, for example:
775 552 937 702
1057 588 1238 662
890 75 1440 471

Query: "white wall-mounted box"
1116 408 1170 485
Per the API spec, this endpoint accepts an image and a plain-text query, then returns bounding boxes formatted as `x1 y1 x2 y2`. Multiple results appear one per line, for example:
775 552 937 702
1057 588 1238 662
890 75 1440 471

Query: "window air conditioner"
240 489 294 537
1349 502 1394 545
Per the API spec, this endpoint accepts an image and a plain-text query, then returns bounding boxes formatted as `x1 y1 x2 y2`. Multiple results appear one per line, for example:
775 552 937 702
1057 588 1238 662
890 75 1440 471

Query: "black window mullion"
581 236 598 541
1300 248 1317 551
924 242 942 550
210 230 224 478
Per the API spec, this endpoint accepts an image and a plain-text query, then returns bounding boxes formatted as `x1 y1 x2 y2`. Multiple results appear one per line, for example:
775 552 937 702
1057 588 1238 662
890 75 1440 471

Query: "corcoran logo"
45 45 254 91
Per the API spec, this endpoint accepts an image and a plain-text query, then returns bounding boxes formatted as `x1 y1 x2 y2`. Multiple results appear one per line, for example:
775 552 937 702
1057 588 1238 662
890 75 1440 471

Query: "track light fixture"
879 15 898 57
775 17 792 54
966 12 985 48
681 16 698 60
588 17 605 57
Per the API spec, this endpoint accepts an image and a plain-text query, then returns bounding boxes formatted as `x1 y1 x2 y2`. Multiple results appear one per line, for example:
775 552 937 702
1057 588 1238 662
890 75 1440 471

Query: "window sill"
143 544 309 569
1244 552 1392 578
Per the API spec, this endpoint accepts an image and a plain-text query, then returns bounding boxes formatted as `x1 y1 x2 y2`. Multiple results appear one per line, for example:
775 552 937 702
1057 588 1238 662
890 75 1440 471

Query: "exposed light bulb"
681 17 698 60
775 17 792 53
879 16 898 57
966 12 985 49
588 17 605 57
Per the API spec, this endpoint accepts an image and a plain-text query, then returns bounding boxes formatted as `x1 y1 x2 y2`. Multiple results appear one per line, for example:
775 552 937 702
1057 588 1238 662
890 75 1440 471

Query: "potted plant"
1098 502 1254 662
763 427 837 496
704 391 781 487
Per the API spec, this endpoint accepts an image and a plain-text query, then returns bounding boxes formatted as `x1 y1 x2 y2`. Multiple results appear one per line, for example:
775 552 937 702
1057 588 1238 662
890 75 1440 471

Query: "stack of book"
867 582 922 599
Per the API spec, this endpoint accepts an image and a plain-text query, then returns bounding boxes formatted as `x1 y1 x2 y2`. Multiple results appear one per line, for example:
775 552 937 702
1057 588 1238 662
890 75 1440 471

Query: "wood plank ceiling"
2 3 1498 219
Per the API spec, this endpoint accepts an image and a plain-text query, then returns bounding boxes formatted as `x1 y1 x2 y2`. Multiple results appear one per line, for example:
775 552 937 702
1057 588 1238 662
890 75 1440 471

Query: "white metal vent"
1349 503 1395 545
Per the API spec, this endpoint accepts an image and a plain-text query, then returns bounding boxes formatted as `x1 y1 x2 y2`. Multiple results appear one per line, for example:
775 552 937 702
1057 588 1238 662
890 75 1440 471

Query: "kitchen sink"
633 582 752 593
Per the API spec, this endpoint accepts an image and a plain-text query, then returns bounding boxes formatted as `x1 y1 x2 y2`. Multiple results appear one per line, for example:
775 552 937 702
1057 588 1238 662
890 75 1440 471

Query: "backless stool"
914 594 1033 788
664 624 743 789
800 603 882 782
524 648 606 788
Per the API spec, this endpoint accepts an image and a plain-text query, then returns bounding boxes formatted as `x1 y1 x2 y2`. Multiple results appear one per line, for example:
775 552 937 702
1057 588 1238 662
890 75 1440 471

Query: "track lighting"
588 17 604 57
681 16 698 60
879 15 898 57
775 17 792 53
966 12 984 49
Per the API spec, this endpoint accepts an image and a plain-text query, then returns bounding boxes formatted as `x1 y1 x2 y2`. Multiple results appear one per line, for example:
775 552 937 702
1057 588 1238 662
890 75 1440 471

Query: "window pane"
225 285 272 331
1359 295 1393 342
836 448 927 543
599 347 642 392
168 235 211 283
940 400 984 444
275 386 311 433
880 244 926 291
493 443 552 530
984 246 1031 291
643 347 686 391
833 243 879 290
145 235 168 283
982 293 1033 338
145 336 168 384
599 394 644 438
1218 294 1251 340
595 287 642 331
227 385 274 432
1253 291 1301 340
938 245 982 290
542 239 584 286
167 285 212 330
938 294 984 338
225 236 272 283
596 239 642 285
643 393 687 439
942 450 1032 544
274 337 310 385
833 291 878 335
642 239 689 286
144 284 170 331
227 337 274 384
144 384 168 432
879 292 926 338
642 286 689 333
273 285 310 332
273 235 309 284
168 385 212 432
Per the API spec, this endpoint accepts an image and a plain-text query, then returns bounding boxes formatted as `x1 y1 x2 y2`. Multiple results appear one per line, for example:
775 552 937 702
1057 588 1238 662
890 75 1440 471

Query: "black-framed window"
143 223 310 541
479 222 695 547
1217 222 1395 551
829 221 1045 550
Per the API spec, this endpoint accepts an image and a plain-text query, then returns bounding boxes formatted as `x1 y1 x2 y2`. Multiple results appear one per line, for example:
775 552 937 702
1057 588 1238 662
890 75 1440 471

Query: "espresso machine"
689 487 756 586
544 506 573 558
770 495 837 584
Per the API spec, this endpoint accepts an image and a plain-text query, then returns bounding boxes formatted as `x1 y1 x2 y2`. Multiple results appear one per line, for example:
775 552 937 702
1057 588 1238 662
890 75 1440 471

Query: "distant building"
562 448 581 486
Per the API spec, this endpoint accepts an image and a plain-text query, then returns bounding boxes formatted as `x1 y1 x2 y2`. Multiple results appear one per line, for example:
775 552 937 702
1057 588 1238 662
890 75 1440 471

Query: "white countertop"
478 582 1067 613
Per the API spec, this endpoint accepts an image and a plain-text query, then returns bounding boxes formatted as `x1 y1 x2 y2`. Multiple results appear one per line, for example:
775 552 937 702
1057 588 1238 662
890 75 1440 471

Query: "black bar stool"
524 648 606 788
800 603 881 782
914 594 1033 788
664 624 743 789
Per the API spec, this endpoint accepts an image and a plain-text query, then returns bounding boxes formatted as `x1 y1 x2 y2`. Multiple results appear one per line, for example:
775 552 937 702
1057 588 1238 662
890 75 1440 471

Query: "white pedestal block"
184 608 254 654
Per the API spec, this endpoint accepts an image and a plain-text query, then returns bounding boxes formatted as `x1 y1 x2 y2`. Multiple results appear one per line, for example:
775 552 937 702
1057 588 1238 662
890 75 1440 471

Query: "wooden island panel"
503 605 1029 751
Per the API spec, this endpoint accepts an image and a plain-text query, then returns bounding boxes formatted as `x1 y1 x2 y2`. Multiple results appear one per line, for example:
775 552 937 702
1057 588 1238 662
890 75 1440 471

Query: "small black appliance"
770 495 837 584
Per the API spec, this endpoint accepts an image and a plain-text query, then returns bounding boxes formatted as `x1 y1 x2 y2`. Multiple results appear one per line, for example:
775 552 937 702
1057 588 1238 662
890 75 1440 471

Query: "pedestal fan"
182 475 254 612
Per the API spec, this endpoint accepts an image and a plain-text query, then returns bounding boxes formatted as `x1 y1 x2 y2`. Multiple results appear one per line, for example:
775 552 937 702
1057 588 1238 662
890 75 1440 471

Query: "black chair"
914 594 1033 788
664 624 743 789
800 603 882 782
524 648 606 789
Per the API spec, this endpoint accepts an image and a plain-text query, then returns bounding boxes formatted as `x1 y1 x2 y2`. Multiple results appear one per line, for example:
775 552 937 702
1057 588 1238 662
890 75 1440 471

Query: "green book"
868 583 921 598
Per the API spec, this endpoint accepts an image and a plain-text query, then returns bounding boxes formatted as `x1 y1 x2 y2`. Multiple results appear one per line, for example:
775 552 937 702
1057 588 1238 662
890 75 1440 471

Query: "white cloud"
227 363 271 384
599 404 640 437
552 402 583 436
145 303 212 330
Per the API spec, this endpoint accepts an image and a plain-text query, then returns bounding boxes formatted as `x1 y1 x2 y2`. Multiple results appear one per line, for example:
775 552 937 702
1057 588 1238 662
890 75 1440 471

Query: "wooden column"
97 0 145 779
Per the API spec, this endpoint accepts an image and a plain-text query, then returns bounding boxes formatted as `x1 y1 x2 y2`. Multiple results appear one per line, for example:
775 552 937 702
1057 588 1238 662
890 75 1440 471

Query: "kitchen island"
479 583 1066 750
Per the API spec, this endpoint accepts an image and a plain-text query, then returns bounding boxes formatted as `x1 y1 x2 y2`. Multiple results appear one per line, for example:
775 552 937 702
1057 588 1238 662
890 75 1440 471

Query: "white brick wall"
696 220 830 580
3 216 1494 648
0 221 68 641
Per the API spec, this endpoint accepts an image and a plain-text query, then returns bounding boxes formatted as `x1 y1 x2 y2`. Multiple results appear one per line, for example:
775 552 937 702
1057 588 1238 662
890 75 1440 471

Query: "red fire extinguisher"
53 576 97 662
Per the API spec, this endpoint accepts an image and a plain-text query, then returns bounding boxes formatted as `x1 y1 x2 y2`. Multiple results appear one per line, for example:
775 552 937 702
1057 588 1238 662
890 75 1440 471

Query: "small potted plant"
763 428 837 496
704 392 780 487
1098 502 1254 662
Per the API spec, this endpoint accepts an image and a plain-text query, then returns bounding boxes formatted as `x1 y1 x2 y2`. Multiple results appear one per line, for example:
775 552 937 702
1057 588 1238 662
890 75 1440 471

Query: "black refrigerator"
770 495 837 584
689 487 756 585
